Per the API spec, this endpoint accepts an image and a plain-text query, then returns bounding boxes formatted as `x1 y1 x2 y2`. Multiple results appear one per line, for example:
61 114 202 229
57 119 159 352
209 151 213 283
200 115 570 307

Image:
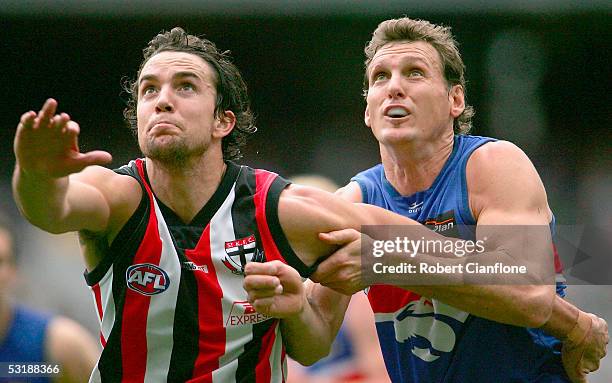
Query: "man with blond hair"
245 17 608 383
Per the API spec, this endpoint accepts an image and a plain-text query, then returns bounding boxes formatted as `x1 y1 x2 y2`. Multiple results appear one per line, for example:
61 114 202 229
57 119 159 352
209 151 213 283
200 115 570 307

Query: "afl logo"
126 263 170 296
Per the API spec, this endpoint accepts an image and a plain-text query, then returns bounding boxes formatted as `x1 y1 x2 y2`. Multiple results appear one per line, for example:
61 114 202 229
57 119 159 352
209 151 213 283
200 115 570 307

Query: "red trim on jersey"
253 170 287 382
92 283 104 321
253 170 286 264
255 322 277 383
553 243 563 273
91 283 107 347
187 224 226 380
368 285 422 313
119 159 162 381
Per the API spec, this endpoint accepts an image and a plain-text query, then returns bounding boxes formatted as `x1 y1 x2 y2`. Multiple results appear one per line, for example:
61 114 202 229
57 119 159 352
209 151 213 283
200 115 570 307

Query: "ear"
213 110 236 139
449 85 465 118
364 103 371 128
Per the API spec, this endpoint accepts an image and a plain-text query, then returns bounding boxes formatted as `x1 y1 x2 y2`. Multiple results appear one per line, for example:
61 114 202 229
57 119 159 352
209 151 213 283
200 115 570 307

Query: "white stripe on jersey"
143 198 182 382
212 185 243 381
89 363 101 383
268 324 285 383
88 261 115 382
97 269 115 344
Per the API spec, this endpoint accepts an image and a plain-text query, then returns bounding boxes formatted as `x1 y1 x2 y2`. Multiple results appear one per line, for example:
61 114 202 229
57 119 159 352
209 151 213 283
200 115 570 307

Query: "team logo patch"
408 201 424 214
226 301 269 326
126 263 170 296
424 210 458 237
392 298 468 362
222 234 265 275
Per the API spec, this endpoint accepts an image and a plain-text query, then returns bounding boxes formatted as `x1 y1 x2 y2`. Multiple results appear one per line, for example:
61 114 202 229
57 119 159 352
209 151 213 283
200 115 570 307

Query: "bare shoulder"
466 140 550 222
72 165 140 200
73 165 142 234
467 140 534 176
46 317 99 382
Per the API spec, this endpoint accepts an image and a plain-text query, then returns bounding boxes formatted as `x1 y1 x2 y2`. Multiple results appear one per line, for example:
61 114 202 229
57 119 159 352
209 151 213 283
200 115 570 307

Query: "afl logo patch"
126 263 170 296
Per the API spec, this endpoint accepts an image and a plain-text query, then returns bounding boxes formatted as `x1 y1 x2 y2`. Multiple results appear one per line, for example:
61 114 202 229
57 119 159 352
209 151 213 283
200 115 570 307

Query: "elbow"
523 286 554 328
290 345 332 367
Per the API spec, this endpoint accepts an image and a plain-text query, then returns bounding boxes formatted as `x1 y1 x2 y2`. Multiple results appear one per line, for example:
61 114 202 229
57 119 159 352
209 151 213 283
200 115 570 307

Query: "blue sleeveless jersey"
0 305 52 383
352 135 568 383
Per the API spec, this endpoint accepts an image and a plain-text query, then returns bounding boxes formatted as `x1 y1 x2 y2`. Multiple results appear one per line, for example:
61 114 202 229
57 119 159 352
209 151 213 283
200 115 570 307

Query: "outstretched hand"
243 260 305 319
562 313 609 383
14 98 112 178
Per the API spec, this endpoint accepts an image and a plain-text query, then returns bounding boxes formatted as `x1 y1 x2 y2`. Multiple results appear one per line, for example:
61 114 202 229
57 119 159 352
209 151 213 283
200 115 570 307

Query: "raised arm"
13 99 139 268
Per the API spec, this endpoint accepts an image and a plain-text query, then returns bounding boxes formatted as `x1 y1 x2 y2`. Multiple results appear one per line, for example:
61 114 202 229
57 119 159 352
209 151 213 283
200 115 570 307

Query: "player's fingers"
36 98 57 129
251 297 276 314
275 262 301 281
247 289 276 302
247 284 284 303
50 114 64 131
318 228 360 245
244 260 282 276
74 151 113 167
581 356 600 372
19 111 36 129
243 275 281 291
57 113 71 132
64 120 80 135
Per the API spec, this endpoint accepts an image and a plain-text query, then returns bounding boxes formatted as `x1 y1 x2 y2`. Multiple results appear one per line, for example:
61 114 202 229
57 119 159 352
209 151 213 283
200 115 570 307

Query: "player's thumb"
79 151 113 167
319 228 360 245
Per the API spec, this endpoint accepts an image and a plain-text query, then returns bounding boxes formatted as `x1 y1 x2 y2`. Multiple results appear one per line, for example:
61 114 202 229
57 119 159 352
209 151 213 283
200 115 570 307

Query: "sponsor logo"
392 297 468 362
226 300 269 326
424 210 458 236
126 263 170 296
408 201 424 214
182 261 209 273
222 234 265 275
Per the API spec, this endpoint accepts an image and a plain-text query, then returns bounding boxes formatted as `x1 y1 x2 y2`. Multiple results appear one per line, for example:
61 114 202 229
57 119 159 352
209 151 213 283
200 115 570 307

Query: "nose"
386 73 405 99
155 86 175 113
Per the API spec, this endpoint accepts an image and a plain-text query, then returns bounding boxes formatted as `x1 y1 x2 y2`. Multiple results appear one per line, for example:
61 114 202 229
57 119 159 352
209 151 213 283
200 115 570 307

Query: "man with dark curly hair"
13 26 452 382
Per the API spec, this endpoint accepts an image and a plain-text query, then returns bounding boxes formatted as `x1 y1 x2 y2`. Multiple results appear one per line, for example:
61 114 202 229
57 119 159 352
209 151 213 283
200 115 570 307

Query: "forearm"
401 282 554 328
12 164 70 233
280 284 350 365
379 245 554 327
540 295 579 339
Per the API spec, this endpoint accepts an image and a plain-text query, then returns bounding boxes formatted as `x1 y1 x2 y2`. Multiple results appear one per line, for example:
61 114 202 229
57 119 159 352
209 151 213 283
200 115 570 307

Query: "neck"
380 131 454 196
146 148 227 223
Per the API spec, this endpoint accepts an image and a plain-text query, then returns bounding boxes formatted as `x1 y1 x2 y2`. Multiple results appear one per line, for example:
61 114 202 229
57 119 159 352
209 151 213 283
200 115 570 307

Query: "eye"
141 85 157 96
372 71 388 82
408 70 424 78
178 83 195 92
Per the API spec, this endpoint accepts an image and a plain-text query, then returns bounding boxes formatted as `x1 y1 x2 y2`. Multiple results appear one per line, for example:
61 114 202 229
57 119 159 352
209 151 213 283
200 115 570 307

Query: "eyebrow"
372 55 430 69
139 71 202 85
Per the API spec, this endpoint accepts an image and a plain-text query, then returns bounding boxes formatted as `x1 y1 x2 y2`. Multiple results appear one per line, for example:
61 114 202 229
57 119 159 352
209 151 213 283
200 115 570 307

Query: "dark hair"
123 27 256 160
363 18 474 134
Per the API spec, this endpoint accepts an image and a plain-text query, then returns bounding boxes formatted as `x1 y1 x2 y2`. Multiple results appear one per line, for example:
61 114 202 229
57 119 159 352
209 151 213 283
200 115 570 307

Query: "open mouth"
385 106 409 118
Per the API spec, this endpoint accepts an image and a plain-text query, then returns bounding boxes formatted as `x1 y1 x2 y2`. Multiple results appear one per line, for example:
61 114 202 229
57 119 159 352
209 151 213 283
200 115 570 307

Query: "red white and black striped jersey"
85 159 312 382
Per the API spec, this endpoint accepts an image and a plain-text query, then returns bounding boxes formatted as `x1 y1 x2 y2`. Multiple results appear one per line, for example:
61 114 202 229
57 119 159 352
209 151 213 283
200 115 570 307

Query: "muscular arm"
392 141 556 327
311 143 557 328
12 99 139 269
